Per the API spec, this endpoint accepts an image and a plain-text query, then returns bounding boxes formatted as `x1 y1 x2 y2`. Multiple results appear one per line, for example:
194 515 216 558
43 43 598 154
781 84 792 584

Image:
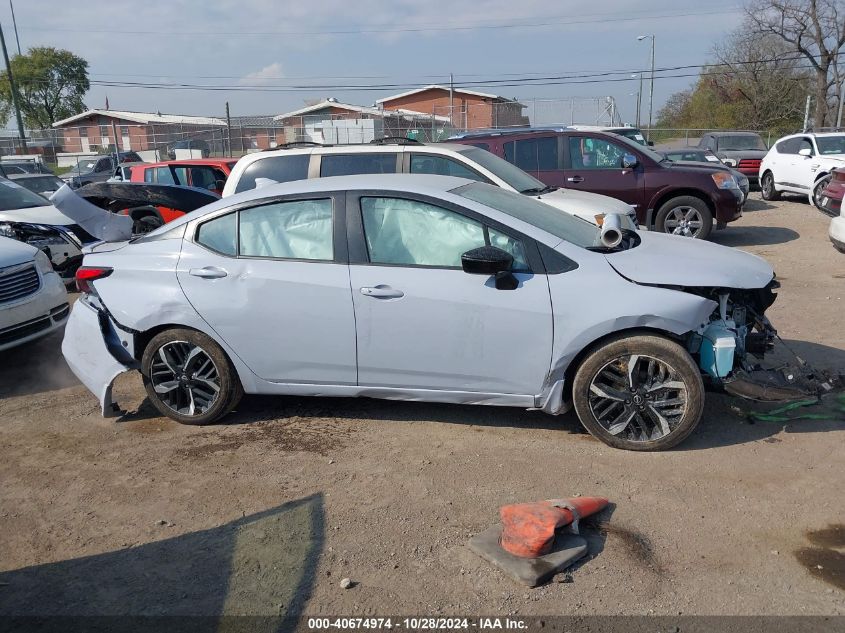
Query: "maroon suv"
450 129 744 240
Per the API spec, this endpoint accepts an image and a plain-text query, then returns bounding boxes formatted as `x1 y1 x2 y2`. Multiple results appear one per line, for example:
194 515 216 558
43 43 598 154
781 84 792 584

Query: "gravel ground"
0 192 843 623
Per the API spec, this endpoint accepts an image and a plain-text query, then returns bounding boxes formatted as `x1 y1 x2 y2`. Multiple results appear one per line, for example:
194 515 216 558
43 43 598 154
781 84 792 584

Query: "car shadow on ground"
0 331 79 400
741 197 776 212
0 494 324 629
710 225 799 247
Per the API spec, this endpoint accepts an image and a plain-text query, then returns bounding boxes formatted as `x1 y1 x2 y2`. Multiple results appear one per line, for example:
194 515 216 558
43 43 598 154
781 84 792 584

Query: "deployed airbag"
51 185 133 242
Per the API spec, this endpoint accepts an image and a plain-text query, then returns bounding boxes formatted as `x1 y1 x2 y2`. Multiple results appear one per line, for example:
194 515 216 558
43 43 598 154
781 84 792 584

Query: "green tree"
0 47 89 129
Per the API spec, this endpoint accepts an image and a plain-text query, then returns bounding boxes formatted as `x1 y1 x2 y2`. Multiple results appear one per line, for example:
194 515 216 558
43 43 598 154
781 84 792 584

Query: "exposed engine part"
745 332 774 356
0 222 82 280
723 365 836 402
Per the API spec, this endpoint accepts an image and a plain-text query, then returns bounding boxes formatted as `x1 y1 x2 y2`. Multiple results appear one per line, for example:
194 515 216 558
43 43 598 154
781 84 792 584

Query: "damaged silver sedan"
62 174 801 450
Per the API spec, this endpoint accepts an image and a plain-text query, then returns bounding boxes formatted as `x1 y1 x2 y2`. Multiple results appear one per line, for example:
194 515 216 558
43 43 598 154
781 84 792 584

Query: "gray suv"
697 132 767 186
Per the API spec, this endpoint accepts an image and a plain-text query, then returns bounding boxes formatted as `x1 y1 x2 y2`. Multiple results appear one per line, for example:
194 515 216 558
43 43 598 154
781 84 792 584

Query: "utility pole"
637 35 655 140
9 1 19 55
225 101 232 157
803 94 812 132
837 78 844 129
449 73 454 129
0 21 26 153
632 74 642 127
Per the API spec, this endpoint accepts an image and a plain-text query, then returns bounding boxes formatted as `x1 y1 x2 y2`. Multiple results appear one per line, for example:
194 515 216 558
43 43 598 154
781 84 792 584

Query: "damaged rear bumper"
62 297 138 417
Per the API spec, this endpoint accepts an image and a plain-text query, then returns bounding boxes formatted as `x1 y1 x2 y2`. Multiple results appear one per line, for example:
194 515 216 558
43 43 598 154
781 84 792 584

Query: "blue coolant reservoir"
699 321 738 378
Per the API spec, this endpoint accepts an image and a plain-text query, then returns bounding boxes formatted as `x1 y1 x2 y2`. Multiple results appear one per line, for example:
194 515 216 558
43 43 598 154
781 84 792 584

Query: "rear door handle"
360 285 404 299
189 266 228 279
567 176 584 183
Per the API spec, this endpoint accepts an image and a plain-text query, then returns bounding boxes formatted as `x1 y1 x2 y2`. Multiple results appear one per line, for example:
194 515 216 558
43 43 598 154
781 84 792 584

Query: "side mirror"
798 147 813 157
621 153 639 169
461 245 513 275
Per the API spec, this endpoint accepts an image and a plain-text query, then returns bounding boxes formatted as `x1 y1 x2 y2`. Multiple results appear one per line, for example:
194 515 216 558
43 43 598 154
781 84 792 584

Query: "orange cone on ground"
499 497 609 558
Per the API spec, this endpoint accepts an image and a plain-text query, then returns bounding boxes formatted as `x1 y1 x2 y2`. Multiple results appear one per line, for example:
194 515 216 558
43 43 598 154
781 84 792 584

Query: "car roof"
7 173 59 178
140 158 235 168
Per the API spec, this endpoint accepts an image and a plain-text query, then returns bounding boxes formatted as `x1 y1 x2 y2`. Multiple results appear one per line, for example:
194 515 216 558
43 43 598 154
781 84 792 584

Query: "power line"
21 7 742 37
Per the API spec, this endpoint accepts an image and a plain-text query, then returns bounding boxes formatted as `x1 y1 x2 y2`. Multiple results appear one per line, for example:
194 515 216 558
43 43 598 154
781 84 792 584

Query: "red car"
129 159 237 227
819 167 844 217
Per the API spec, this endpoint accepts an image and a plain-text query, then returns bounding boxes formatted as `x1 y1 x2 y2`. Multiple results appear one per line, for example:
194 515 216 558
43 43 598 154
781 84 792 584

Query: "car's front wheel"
654 196 712 239
760 171 780 201
571 334 704 451
812 175 832 212
141 328 243 425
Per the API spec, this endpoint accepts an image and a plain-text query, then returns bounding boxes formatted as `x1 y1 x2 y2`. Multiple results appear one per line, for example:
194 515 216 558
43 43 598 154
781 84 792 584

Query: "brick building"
375 85 528 130
51 110 227 154
274 98 450 144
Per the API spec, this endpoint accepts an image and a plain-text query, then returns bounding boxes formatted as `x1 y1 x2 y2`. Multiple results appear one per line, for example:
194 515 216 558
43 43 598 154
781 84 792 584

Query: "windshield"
14 176 63 193
67 160 98 175
716 135 766 151
454 182 599 248
816 135 845 155
610 128 647 145
456 146 545 193
0 179 51 210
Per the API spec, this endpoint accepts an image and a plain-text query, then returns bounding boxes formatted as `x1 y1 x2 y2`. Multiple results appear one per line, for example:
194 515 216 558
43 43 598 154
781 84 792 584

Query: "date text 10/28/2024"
307 617 529 630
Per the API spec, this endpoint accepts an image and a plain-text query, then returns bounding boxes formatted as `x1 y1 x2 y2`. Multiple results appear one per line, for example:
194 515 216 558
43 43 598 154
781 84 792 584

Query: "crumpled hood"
0 204 75 226
606 231 774 289
536 187 635 222
0 235 37 267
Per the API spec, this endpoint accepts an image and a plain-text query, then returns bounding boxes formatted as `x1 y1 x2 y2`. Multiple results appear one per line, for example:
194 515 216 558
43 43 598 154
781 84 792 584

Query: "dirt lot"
0 192 843 624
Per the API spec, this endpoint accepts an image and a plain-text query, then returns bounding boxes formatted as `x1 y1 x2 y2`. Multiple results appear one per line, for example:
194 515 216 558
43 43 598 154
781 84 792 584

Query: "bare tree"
713 31 813 131
743 0 845 128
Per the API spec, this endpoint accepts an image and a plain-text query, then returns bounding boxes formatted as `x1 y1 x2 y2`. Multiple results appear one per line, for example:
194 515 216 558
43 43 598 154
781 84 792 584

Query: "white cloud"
239 62 285 85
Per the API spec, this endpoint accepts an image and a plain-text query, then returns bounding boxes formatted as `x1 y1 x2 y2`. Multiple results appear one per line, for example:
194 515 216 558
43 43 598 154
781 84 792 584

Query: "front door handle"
567 176 584 183
360 285 404 299
189 266 228 279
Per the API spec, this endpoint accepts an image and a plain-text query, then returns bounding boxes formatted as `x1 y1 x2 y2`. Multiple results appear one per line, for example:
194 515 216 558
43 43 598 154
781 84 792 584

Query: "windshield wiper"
520 185 558 195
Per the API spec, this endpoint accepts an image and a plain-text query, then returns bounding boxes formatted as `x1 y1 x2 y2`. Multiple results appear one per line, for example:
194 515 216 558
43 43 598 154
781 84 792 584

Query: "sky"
1 0 745 126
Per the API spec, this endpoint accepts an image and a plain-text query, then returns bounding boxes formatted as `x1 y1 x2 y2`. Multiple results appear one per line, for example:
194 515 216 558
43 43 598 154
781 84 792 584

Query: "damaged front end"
0 221 83 283
685 278 835 401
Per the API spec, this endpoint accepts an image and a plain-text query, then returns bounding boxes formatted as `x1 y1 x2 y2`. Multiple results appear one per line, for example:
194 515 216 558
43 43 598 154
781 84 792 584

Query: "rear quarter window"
320 153 396 177
234 154 310 193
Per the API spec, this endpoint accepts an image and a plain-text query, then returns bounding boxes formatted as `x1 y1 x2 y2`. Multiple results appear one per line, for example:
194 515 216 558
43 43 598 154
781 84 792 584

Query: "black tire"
133 215 164 234
571 333 705 451
760 171 781 201
654 195 713 240
812 175 832 212
141 328 243 425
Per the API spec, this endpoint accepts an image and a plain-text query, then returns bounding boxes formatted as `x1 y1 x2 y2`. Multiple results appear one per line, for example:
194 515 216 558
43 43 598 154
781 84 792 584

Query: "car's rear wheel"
572 334 704 451
811 175 832 212
142 328 242 425
655 196 712 239
761 171 780 201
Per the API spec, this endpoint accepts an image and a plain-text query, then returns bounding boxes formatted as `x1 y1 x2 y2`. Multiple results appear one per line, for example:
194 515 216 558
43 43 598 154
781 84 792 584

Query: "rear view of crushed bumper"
62 298 138 416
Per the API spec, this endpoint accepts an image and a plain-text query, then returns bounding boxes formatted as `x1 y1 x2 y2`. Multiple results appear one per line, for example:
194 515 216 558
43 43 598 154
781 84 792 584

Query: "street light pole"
631 74 642 127
638 35 655 141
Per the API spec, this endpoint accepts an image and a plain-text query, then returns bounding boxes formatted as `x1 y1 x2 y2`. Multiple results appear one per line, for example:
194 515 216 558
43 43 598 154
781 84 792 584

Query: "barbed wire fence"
0 97 777 165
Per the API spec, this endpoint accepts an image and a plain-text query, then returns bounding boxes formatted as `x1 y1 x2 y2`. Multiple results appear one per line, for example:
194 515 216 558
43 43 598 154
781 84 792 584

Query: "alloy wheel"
812 178 830 211
587 354 688 442
663 206 704 237
150 341 221 416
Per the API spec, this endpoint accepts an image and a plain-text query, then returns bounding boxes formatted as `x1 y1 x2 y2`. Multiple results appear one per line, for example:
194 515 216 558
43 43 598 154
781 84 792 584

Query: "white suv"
223 141 638 226
759 132 845 208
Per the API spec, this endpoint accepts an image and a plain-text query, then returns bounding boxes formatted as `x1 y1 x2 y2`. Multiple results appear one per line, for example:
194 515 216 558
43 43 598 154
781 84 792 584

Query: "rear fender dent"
62 299 136 417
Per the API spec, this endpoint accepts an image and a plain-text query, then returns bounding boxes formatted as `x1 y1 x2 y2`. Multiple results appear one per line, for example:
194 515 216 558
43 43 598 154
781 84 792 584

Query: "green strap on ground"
744 393 845 423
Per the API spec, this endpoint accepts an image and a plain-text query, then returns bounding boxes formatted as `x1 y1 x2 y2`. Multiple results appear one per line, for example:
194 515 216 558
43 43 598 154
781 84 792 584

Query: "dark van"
450 129 744 240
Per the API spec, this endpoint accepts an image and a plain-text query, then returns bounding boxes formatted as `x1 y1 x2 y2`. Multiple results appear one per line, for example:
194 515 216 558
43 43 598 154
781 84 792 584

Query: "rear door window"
234 154 310 193
501 137 558 174
320 153 396 177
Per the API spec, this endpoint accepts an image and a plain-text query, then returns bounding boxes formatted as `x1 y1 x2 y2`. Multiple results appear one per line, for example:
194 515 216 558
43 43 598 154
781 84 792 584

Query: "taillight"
75 266 113 293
